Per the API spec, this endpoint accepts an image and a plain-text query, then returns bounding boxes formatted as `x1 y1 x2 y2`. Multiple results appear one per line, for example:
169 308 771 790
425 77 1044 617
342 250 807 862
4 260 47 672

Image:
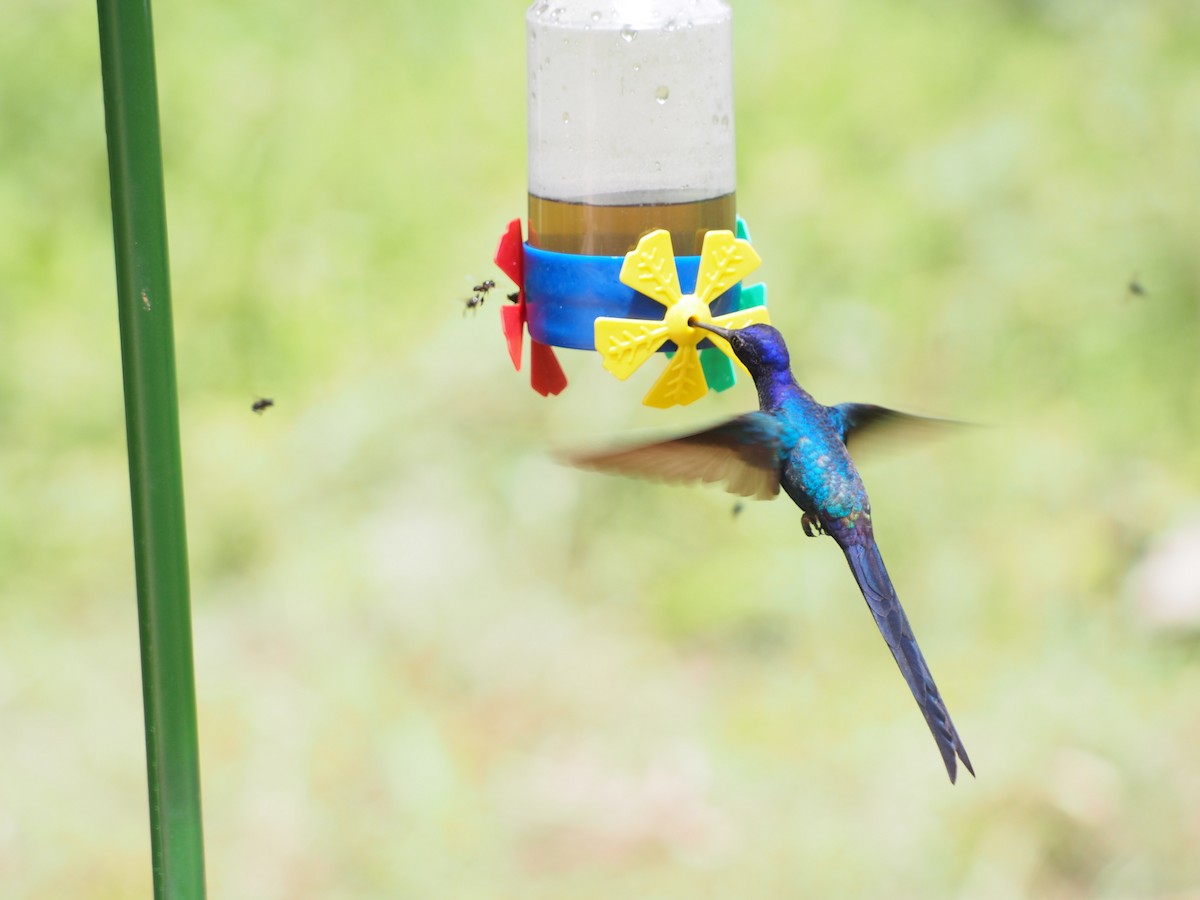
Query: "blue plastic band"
523 244 742 351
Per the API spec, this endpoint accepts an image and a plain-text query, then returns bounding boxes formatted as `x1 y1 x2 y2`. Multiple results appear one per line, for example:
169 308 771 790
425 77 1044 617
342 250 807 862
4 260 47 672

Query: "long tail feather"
840 538 973 783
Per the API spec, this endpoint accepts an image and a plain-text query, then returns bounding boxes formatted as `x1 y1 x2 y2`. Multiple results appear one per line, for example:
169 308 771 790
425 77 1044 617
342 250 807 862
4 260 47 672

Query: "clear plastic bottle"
526 0 735 255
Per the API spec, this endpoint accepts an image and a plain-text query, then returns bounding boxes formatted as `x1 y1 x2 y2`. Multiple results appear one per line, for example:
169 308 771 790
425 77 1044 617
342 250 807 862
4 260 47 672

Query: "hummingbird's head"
691 320 791 376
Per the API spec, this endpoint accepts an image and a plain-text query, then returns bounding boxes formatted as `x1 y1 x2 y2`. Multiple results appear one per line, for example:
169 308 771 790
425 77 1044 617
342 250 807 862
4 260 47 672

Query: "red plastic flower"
494 218 568 397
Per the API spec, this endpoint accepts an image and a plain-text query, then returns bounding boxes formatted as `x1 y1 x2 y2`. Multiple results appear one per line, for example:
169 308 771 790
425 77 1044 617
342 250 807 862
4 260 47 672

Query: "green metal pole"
95 1 207 897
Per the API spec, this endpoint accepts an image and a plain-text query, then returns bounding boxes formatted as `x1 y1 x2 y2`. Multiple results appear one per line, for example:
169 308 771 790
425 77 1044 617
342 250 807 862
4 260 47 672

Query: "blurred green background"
3 0 1200 896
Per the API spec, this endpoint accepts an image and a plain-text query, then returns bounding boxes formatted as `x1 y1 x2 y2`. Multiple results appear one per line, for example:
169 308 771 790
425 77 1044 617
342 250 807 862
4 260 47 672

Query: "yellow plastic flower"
594 229 771 408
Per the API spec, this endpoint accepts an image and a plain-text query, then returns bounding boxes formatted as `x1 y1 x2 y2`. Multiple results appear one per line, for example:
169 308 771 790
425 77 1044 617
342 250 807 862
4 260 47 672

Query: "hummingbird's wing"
563 412 787 500
829 403 970 457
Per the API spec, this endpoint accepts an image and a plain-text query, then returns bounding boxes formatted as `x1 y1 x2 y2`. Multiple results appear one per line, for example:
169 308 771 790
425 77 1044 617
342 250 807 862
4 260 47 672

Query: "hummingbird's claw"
801 512 826 538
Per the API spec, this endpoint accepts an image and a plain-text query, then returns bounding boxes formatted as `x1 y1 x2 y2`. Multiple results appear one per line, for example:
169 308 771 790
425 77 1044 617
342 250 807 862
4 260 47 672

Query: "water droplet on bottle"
562 111 570 124
655 85 670 104
590 10 601 21
620 25 637 42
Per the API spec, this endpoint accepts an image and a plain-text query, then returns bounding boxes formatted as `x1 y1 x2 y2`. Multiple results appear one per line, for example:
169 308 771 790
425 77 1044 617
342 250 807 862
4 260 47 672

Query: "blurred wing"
830 403 972 458
564 412 786 500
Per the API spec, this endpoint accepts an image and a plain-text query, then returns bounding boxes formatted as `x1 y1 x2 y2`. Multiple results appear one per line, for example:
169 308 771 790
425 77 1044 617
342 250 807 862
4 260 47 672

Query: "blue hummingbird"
569 321 973 783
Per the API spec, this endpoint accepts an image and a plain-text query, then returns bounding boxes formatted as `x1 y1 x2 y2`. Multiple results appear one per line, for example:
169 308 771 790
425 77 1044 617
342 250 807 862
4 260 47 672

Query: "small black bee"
251 398 275 414
473 279 496 295
506 291 520 304
1127 276 1147 299
463 294 485 315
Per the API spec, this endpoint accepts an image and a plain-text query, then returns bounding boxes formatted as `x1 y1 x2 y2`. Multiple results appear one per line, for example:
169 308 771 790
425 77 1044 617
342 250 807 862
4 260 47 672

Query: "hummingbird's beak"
689 318 734 340
689 318 752 378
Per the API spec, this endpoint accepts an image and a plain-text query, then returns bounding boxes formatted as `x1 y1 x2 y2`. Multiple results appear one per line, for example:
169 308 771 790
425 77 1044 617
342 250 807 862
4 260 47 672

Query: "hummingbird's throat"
665 294 711 346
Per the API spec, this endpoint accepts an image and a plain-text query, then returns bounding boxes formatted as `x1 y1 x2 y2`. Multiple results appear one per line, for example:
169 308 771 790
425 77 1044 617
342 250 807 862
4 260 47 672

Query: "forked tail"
841 538 974 783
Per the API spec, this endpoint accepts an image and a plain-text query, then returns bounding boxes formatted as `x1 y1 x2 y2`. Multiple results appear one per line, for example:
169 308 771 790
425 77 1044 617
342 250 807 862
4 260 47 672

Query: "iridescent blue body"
754 362 868 525
571 322 973 783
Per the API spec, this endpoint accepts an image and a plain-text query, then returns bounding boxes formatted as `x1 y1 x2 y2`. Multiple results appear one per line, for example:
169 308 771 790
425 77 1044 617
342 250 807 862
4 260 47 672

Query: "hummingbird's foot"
801 512 826 538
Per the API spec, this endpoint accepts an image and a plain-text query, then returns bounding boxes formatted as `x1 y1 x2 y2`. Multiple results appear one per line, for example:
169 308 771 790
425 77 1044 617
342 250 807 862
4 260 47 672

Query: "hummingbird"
568 321 974 783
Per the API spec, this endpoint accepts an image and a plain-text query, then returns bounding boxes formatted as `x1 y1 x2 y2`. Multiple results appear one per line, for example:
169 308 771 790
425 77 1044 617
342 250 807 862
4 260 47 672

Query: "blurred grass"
2 0 1200 896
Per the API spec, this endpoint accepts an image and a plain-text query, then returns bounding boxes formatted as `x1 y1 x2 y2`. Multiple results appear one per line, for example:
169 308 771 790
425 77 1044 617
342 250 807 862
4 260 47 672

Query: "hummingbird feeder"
496 0 771 407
